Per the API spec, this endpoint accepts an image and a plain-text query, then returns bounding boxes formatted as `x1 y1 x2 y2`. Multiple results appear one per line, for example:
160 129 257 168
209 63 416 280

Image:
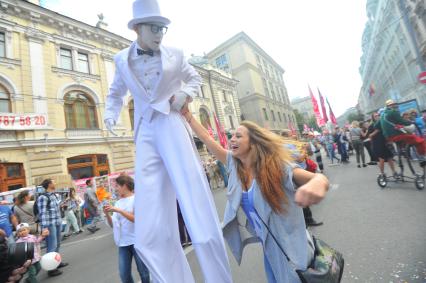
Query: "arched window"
64 91 98 129
0 84 10 113
199 108 211 129
129 99 134 130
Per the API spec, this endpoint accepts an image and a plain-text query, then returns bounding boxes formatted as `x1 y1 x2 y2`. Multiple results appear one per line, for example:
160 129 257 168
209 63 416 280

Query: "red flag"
317 88 328 123
213 113 228 148
303 124 309 132
326 97 337 125
308 85 324 127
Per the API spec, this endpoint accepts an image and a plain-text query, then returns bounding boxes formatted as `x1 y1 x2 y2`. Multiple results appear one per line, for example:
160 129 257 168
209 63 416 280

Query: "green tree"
293 109 305 132
347 112 365 123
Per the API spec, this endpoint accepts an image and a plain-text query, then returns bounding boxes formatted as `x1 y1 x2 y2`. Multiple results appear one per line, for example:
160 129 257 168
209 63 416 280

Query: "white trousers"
133 111 232 283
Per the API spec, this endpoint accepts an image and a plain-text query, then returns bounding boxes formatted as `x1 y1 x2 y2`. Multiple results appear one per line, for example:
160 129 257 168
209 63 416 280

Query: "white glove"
171 91 190 111
104 118 117 136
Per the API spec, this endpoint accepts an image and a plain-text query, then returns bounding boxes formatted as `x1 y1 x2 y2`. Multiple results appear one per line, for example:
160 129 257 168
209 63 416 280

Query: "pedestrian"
103 0 232 281
216 159 229 187
0 199 18 244
63 188 83 238
362 121 378 165
103 174 150 283
369 112 398 179
13 191 37 234
381 100 426 165
181 108 329 282
37 178 69 277
15 223 49 283
415 109 426 138
84 179 101 233
350 121 367 168
335 127 349 163
69 187 84 231
324 131 340 164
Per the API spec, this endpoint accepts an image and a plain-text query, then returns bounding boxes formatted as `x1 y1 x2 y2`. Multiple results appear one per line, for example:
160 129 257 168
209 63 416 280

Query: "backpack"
33 193 51 223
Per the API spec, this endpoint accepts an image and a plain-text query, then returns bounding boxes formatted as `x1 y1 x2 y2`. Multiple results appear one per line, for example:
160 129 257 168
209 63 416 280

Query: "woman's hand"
293 168 328 207
295 182 327 207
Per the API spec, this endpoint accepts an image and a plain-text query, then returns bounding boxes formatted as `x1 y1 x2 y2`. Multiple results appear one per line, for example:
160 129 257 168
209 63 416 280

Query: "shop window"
64 91 98 129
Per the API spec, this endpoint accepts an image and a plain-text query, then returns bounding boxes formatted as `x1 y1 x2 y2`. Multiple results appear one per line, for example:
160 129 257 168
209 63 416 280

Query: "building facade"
0 0 134 191
358 0 426 114
206 32 296 132
291 96 314 120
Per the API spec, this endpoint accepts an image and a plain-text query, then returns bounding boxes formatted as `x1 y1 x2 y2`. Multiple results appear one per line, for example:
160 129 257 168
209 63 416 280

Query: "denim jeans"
43 224 61 253
64 210 80 234
118 245 150 283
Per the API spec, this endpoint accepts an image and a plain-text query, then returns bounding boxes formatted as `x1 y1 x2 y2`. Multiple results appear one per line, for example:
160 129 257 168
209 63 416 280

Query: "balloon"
40 252 61 271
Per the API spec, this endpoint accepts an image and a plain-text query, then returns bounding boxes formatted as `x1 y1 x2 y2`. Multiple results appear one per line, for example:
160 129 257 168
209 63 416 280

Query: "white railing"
65 129 103 138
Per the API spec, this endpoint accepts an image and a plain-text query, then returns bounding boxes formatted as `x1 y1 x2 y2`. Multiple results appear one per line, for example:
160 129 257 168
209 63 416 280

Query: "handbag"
257 214 344 283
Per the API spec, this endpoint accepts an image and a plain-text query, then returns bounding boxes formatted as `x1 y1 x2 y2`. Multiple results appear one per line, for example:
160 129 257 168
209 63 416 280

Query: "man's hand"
41 228 49 237
6 260 31 283
170 91 191 111
104 118 118 136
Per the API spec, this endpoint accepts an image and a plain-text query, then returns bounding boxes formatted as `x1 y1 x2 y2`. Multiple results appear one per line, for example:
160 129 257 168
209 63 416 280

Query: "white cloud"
43 0 367 116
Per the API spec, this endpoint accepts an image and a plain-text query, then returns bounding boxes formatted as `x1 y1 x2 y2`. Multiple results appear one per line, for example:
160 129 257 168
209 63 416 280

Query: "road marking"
61 232 113 248
329 183 340 191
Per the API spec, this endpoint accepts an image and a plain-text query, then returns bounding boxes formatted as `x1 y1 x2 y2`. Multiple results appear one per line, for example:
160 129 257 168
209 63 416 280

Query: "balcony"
65 129 103 139
0 131 16 141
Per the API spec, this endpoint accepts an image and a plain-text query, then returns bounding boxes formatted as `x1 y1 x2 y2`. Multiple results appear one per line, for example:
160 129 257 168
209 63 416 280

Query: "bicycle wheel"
406 145 425 178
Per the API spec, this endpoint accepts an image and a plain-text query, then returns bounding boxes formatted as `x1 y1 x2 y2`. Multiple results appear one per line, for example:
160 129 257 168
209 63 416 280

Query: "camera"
0 235 34 282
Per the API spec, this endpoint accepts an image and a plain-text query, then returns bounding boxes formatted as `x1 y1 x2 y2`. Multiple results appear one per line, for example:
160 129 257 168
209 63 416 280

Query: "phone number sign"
0 113 48 130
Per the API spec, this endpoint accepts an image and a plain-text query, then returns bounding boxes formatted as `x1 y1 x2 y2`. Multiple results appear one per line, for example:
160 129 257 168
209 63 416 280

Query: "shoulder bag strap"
16 204 34 218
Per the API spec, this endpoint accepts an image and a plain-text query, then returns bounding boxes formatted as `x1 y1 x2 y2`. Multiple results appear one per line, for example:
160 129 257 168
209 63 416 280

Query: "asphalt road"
37 155 426 283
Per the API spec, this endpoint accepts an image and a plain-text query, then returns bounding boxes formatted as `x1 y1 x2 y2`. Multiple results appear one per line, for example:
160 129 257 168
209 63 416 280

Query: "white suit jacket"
104 42 201 135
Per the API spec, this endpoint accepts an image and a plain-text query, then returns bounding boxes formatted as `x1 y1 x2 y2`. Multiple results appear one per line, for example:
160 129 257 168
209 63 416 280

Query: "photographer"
0 228 32 283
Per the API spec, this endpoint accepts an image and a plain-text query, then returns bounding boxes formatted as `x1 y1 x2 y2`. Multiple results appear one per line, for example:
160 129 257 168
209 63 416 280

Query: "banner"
0 113 48 130
308 86 324 127
317 88 328 123
213 113 228 149
326 97 337 125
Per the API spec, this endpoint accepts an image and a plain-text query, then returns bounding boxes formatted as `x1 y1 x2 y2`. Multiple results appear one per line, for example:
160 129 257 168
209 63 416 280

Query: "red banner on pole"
326 97 337 125
309 86 324 127
317 88 328 124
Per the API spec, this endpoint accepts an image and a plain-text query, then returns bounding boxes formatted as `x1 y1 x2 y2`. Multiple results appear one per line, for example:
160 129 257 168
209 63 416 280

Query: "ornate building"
206 32 296 133
0 0 134 191
358 0 426 114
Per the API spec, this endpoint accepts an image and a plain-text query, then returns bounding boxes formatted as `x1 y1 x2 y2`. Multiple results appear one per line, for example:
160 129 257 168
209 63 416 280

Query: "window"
129 100 134 130
263 108 268 120
271 110 276 121
222 90 228 102
262 78 269 97
278 112 282 122
0 163 26 192
64 91 98 129
229 115 234 129
215 54 229 70
67 154 109 180
200 85 206 98
269 82 276 100
60 48 73 70
78 52 89 73
0 85 10 112
0 32 5 58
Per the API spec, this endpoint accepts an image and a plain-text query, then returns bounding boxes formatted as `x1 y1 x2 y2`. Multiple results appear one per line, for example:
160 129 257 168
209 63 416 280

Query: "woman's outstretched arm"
181 106 228 164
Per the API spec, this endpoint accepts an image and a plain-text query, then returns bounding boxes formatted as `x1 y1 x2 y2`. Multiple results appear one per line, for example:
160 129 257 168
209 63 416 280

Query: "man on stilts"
104 0 233 282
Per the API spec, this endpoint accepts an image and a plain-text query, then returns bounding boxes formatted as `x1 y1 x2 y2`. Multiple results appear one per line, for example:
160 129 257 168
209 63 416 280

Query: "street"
39 158 426 283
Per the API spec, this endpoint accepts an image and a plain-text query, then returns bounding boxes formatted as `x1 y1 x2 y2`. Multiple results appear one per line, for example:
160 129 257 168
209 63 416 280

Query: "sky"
41 0 367 117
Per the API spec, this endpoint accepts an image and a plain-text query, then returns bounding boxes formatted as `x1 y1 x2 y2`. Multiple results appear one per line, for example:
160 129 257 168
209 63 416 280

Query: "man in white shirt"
103 1 232 282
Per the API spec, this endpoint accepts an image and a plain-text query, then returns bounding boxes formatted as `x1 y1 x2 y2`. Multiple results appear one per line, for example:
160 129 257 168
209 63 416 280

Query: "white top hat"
128 0 171 30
